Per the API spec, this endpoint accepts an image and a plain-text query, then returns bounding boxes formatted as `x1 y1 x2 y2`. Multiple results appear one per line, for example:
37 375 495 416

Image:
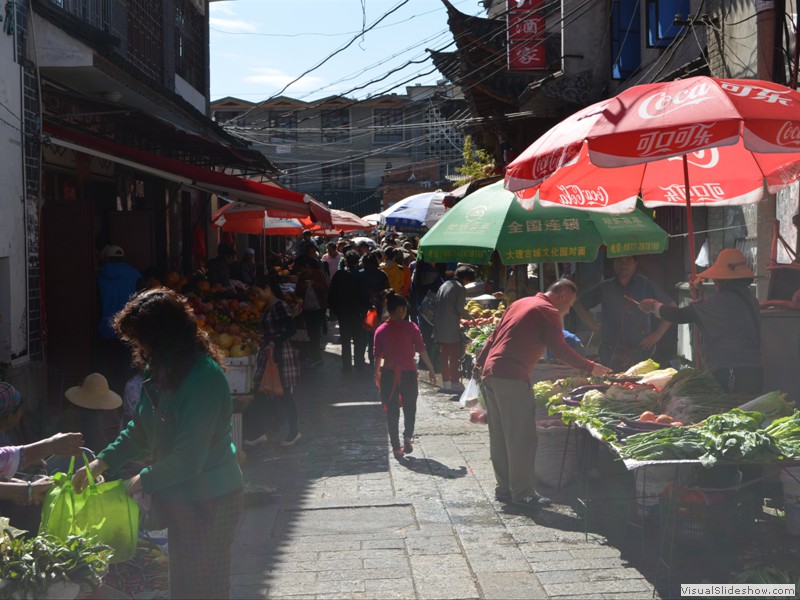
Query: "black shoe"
494 491 512 503
512 494 552 511
403 437 414 454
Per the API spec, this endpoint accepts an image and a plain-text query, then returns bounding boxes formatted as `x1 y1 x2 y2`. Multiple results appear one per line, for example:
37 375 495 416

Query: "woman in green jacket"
73 287 243 599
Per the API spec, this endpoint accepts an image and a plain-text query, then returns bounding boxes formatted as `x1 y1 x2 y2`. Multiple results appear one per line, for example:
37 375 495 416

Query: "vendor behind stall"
638 248 762 395
574 256 674 372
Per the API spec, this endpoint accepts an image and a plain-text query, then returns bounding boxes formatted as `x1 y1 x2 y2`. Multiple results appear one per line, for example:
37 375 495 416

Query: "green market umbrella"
418 181 668 265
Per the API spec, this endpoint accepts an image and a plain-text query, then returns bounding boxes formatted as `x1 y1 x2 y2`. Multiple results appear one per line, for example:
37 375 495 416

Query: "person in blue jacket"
97 245 141 392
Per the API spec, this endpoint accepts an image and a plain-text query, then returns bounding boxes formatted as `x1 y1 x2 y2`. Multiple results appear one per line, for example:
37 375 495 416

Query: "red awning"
43 122 332 225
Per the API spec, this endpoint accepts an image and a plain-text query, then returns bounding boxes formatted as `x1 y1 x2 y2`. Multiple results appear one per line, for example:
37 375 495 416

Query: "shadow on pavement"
398 456 468 479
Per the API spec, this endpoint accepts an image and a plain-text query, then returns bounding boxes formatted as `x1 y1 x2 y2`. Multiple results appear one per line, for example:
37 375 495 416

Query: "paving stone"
276 539 361 553
317 548 406 561
543 577 652 597
474 570 549 599
361 538 407 550
587 568 651 581
409 554 479 599
317 567 410 582
569 546 624 559
363 577 417 593
520 549 575 563
279 557 364 572
405 534 462 555
531 557 628 572
535 570 592 584
601 591 656 599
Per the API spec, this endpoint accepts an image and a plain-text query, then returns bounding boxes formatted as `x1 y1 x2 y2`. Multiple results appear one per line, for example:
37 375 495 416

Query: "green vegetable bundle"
0 534 112 598
695 409 789 467
764 410 800 458
617 427 705 461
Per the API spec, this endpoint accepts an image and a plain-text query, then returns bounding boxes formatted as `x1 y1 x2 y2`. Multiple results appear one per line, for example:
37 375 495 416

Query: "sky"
208 0 487 103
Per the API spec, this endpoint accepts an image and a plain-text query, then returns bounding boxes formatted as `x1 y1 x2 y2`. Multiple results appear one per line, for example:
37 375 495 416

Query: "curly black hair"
113 287 224 390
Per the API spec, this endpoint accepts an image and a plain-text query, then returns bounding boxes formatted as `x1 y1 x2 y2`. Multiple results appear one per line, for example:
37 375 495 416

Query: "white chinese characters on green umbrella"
418 181 667 265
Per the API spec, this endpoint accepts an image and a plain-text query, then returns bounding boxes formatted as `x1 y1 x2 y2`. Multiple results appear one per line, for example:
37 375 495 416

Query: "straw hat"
65 373 122 410
697 248 754 280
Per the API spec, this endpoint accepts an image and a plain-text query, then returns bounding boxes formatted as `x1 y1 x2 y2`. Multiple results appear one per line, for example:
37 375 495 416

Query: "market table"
559 420 798 592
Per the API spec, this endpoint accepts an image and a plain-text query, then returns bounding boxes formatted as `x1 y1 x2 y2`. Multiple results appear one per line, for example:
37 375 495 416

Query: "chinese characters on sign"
505 246 588 262
507 0 546 71
608 242 663 254
506 219 582 234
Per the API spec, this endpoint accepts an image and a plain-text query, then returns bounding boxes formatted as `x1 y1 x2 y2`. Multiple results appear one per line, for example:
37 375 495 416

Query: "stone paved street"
229 338 659 599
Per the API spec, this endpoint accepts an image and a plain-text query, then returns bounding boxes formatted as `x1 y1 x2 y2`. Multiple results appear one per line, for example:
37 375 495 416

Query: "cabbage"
624 358 660 376
638 368 678 390
737 391 793 425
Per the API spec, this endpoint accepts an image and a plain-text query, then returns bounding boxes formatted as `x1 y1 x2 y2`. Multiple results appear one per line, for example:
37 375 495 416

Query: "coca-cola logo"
556 184 609 206
666 147 720 168
530 142 581 180
658 183 726 203
638 82 714 120
636 123 715 157
532 149 563 179
776 121 800 147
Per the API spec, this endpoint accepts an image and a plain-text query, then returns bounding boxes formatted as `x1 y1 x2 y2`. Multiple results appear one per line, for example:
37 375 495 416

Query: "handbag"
303 281 321 311
258 347 284 396
363 307 380 331
418 290 439 325
39 453 140 564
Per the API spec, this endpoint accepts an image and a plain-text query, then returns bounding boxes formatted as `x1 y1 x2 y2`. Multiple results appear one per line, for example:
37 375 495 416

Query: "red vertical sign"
507 0 546 71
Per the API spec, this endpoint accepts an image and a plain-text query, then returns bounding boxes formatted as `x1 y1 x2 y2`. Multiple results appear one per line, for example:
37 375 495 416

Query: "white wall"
0 41 27 363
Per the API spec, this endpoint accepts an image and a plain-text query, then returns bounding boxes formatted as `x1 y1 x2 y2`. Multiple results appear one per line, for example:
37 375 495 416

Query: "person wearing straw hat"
639 248 762 394
55 373 123 454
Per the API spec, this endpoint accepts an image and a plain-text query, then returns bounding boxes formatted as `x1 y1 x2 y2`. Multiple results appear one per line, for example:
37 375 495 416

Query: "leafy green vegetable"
764 410 800 457
694 409 788 467
617 427 706 461
0 534 112 598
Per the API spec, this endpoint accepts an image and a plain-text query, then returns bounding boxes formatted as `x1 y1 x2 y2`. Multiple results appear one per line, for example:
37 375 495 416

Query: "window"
646 0 689 47
128 0 164 81
175 0 205 91
321 109 351 143
322 163 351 191
611 0 641 79
373 108 404 143
269 110 297 143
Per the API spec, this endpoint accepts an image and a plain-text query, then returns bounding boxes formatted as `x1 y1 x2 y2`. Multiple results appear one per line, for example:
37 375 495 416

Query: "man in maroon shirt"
474 279 610 511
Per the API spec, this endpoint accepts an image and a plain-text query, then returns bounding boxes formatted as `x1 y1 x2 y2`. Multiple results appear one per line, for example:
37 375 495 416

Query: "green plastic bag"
39 454 140 564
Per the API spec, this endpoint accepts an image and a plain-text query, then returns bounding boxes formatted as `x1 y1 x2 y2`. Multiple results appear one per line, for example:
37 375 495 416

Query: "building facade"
0 0 285 412
212 83 470 212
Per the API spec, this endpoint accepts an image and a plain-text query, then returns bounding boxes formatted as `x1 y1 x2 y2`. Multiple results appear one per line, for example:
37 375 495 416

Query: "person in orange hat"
638 248 762 394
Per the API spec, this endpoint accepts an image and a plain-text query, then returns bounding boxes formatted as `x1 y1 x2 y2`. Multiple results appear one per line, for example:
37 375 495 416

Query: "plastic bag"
258 348 284 396
363 308 380 331
458 377 481 408
39 454 139 564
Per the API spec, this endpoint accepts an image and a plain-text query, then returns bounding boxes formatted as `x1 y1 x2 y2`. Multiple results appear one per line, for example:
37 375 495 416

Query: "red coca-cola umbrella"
301 209 371 233
505 76 800 274
212 201 305 236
